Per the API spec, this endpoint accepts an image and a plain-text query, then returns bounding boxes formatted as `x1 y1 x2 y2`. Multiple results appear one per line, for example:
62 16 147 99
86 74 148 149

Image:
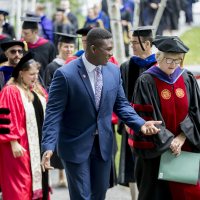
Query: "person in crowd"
131 35 200 200
101 0 109 16
0 9 15 39
117 0 132 57
60 0 79 32
139 0 160 26
0 52 50 200
53 8 75 43
41 27 161 200
45 33 77 187
161 0 182 35
182 0 197 25
93 3 110 30
122 0 135 24
0 34 10 47
74 26 93 57
35 3 54 42
84 7 105 29
21 16 56 81
0 34 12 64
44 33 76 95
0 40 24 90
75 27 119 188
118 26 157 200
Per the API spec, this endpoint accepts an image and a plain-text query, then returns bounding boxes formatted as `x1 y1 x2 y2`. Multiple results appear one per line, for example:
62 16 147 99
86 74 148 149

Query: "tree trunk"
133 0 140 29
16 0 22 40
152 0 167 37
107 0 126 65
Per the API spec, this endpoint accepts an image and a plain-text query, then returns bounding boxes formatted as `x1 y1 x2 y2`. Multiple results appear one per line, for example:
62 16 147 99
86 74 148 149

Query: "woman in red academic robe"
129 36 200 200
0 52 50 200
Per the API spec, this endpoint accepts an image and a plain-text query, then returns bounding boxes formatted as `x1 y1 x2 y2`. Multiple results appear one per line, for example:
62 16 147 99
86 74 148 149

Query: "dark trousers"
62 136 112 200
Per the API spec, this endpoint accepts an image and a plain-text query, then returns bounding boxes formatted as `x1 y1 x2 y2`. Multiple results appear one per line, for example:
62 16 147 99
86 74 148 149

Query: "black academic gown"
2 23 15 39
26 37 56 81
132 70 200 200
32 91 50 200
118 55 157 186
0 34 10 64
43 59 64 169
44 60 61 90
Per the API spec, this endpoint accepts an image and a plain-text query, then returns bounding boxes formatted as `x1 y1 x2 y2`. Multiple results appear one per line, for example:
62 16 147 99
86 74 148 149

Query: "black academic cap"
0 40 25 52
55 32 78 44
132 26 154 51
0 9 9 16
132 26 154 37
12 52 35 79
152 35 189 53
21 16 40 29
76 26 93 36
56 7 65 12
25 11 39 18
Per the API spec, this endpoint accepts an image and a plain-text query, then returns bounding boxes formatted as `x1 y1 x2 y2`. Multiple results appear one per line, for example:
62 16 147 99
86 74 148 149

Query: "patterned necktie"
95 66 103 110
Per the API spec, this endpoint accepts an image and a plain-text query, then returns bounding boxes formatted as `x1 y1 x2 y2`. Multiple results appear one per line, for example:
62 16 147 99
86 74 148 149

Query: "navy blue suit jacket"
42 57 145 163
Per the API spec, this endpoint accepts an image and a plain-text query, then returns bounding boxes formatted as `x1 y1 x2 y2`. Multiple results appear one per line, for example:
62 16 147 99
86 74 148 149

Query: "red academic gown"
0 85 35 200
154 76 200 199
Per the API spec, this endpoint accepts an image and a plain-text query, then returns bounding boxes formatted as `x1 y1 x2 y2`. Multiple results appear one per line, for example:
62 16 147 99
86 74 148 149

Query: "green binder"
158 150 200 185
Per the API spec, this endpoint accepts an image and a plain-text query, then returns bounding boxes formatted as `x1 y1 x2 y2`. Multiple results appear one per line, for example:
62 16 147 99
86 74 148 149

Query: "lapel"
77 58 96 109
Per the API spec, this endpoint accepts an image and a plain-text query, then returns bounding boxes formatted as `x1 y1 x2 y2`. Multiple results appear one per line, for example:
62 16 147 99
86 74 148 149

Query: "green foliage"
180 27 200 65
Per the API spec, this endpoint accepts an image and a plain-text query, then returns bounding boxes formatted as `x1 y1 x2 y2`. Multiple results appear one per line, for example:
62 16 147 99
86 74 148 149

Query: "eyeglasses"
9 49 23 55
164 57 182 64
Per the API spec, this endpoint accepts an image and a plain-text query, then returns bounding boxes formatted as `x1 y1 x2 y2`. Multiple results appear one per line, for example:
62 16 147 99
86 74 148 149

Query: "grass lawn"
180 27 200 65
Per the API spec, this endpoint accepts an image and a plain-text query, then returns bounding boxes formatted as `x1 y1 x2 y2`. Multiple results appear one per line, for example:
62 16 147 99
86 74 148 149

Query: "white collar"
82 53 100 72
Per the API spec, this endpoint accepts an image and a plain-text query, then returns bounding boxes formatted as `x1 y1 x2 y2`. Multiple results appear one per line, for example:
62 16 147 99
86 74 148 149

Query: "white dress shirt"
82 53 102 94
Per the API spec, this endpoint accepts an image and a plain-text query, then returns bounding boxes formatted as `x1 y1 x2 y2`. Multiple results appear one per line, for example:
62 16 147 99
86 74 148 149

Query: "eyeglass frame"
164 57 182 65
8 49 24 55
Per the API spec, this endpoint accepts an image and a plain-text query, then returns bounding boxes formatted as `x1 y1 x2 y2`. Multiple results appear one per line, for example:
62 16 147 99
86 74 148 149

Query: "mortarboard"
21 16 40 30
0 40 25 52
55 32 78 44
25 11 39 18
12 52 35 79
152 35 189 53
76 26 93 36
0 9 9 16
132 26 154 51
56 7 65 12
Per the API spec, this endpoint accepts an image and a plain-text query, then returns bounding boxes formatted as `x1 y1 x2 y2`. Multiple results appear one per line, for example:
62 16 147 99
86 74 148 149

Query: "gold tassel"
23 41 28 52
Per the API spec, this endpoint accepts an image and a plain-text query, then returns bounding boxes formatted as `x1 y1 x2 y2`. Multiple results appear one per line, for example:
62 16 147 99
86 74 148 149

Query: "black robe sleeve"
44 61 60 90
180 71 200 151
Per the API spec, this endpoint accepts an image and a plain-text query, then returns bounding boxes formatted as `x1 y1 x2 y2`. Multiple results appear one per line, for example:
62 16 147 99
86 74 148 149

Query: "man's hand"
170 133 186 156
41 150 54 172
141 121 162 135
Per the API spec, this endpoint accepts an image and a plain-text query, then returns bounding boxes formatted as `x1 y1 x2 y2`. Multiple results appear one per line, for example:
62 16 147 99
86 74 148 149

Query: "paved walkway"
50 170 132 200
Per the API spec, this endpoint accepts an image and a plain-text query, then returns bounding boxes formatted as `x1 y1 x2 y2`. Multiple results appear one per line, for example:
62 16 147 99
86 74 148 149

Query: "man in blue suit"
41 28 161 200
